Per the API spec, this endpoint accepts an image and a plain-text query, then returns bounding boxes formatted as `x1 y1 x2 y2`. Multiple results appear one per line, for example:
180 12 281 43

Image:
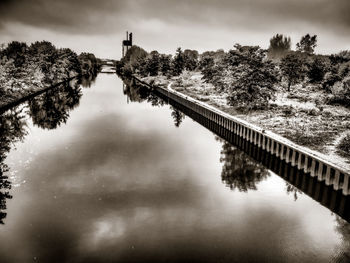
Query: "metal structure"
122 31 133 57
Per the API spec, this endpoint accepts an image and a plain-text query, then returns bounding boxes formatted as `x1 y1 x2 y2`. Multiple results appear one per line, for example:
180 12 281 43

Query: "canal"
0 73 349 262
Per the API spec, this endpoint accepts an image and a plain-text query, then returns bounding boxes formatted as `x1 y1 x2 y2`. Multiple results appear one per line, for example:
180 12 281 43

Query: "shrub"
307 56 330 83
337 134 350 156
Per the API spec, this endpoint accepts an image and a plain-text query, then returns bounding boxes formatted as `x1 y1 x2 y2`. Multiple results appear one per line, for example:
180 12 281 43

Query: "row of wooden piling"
133 76 350 195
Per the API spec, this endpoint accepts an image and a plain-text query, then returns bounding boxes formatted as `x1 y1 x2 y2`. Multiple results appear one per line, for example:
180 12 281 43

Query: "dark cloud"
0 0 350 35
0 0 129 33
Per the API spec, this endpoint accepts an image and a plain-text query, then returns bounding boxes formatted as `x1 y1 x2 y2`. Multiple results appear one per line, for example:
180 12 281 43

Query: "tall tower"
122 31 133 57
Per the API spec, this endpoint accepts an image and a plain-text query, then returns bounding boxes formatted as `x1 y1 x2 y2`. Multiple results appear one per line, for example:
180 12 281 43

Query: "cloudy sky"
0 0 349 59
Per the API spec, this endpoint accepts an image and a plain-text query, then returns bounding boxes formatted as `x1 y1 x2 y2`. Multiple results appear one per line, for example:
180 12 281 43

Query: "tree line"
0 41 102 99
117 34 350 109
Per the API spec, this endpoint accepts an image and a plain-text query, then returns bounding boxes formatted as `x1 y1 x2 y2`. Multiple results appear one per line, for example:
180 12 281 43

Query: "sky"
0 0 349 59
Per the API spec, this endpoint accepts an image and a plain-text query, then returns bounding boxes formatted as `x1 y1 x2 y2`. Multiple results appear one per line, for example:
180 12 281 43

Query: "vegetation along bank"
116 34 350 168
0 41 102 109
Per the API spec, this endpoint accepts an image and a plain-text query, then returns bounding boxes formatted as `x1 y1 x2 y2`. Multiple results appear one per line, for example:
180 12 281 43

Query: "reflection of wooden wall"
132 76 350 198
147 83 350 223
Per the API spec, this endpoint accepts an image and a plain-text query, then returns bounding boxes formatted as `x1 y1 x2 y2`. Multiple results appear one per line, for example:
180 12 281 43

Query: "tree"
268 34 291 60
225 44 279 109
1 41 28 67
296 34 317 54
280 52 306 91
145 51 160 76
307 56 329 83
200 56 215 83
200 56 228 92
172 47 184 76
183 49 199 71
159 54 172 76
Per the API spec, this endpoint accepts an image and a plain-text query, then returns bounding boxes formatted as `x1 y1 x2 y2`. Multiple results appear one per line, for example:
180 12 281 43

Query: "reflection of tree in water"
122 78 165 107
0 79 85 224
219 140 269 192
334 216 350 261
79 73 98 88
285 183 303 201
170 106 185 128
0 108 28 224
28 82 82 130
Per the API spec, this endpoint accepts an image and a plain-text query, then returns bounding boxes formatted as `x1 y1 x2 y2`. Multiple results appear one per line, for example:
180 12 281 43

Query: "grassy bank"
116 37 350 168
0 41 102 108
139 72 350 169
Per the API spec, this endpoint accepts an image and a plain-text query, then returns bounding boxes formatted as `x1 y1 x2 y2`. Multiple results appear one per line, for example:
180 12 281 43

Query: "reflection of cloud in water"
0 112 341 263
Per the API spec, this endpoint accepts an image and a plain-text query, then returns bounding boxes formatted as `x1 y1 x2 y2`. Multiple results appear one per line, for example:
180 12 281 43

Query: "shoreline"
0 76 78 114
130 73 350 175
134 71 350 170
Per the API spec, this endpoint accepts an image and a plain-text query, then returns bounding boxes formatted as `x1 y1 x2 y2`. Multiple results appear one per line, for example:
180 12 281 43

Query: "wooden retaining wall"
133 76 350 196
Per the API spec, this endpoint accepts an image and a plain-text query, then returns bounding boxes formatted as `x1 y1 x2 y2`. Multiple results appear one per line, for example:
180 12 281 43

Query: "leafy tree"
183 49 199 71
146 51 160 76
225 44 279 109
200 56 215 83
172 47 185 76
0 41 28 67
280 52 306 91
200 56 227 92
296 34 317 54
78 52 101 76
122 45 148 69
307 56 329 83
268 34 291 59
159 54 172 76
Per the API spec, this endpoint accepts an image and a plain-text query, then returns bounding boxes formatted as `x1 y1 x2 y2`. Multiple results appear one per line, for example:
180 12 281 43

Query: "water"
0 73 349 262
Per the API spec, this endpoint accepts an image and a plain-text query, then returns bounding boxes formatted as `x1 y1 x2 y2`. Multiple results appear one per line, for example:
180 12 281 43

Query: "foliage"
200 57 215 83
296 34 317 54
145 51 160 76
200 56 228 92
78 52 102 76
328 76 350 107
307 56 330 83
280 52 307 91
199 49 226 67
183 49 198 71
0 40 99 106
337 134 350 157
267 34 291 60
225 44 279 109
159 54 172 76
172 47 185 76
121 45 148 69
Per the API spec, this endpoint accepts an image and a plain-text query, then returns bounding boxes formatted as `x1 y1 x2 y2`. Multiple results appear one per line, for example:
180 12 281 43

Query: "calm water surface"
0 73 349 262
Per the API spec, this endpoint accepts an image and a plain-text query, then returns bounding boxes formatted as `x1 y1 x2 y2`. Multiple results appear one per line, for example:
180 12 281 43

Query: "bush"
337 134 350 156
307 56 330 83
328 76 350 107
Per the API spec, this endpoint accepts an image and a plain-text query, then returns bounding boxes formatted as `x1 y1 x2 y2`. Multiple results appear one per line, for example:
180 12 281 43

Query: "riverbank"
0 76 78 114
0 41 102 110
137 71 350 170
